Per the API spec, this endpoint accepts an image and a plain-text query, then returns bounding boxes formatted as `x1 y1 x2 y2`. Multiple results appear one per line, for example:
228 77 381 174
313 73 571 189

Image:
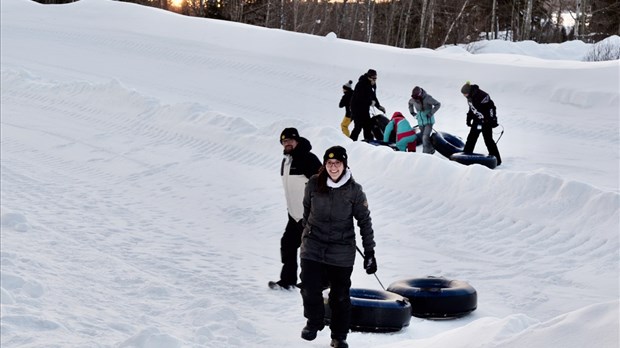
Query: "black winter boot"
330 338 349 348
301 324 323 341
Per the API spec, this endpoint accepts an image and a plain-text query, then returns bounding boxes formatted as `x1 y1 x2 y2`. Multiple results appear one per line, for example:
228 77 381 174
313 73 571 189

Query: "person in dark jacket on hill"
461 82 502 165
339 80 354 137
269 128 322 290
298 145 377 348
350 69 386 141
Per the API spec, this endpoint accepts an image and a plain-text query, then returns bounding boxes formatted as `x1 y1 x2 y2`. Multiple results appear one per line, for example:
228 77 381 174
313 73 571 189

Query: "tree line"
36 0 620 48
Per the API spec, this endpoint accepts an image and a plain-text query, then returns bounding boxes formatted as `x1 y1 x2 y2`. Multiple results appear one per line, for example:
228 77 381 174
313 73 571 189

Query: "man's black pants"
279 215 303 286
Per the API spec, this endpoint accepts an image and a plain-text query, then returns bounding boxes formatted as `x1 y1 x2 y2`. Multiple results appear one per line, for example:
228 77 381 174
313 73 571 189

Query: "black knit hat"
280 127 300 144
366 69 377 78
461 82 472 95
323 145 348 167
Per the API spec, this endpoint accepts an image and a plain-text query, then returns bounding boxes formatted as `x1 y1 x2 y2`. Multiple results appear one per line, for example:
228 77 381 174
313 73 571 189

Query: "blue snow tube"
324 288 411 332
430 131 465 158
450 152 497 169
387 277 477 319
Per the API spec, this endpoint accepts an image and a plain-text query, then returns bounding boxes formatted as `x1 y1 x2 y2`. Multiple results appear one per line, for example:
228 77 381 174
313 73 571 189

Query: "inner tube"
323 288 411 332
430 131 465 158
450 152 497 169
387 277 477 319
371 115 390 140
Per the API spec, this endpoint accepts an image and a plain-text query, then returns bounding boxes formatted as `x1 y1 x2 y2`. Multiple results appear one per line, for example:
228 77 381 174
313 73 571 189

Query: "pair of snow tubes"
323 288 411 332
431 131 497 169
322 276 476 331
387 276 477 319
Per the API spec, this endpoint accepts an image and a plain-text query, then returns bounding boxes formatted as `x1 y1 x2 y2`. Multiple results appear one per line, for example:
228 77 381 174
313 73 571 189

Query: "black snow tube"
324 288 411 332
450 152 497 169
387 277 477 319
430 131 465 158
371 115 390 140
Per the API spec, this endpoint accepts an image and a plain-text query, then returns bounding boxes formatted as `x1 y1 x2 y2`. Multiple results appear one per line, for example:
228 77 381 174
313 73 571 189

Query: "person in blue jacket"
408 86 441 154
383 111 417 152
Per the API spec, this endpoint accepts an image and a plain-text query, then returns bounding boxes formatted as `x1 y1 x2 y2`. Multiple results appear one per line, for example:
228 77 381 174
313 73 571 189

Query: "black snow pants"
279 215 303 286
300 258 353 340
464 125 502 164
350 112 374 141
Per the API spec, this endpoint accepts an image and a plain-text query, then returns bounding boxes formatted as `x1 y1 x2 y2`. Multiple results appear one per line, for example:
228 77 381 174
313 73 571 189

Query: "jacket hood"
468 84 480 98
291 137 313 155
412 86 426 99
357 74 372 86
391 111 405 120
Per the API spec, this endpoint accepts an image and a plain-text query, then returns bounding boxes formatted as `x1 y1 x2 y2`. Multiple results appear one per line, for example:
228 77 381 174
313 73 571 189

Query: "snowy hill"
1 0 618 347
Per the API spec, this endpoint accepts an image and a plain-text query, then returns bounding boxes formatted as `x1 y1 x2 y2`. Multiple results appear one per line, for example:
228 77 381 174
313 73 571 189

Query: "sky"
1 0 619 347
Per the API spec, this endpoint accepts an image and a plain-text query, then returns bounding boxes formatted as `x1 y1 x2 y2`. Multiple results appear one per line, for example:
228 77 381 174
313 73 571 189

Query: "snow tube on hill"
324 288 411 332
387 277 477 319
430 131 465 158
371 114 390 140
450 152 497 169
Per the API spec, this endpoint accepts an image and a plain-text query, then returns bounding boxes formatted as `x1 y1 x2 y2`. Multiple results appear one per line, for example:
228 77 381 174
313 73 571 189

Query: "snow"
1 0 619 347
461 39 590 61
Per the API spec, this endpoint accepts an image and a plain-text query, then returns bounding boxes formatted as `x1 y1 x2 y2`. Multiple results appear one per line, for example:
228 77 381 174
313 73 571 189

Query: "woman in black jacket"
299 146 377 348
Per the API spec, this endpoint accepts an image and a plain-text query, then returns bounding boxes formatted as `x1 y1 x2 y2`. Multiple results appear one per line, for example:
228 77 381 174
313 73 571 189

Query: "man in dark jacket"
269 128 322 290
461 82 502 165
350 69 386 141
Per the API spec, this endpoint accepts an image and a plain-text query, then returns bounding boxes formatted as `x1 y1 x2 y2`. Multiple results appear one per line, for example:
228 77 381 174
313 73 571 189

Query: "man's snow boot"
330 338 349 348
268 280 294 290
300 324 323 341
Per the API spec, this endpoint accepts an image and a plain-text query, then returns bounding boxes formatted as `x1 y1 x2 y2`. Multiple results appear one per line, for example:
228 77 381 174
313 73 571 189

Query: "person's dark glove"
377 106 386 113
363 250 377 274
466 118 472 127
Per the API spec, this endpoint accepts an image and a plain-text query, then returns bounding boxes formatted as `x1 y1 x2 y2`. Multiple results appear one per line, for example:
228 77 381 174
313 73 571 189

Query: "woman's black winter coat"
300 173 375 267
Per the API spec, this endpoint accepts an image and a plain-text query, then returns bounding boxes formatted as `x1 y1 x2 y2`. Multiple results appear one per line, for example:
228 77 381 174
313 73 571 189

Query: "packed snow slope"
1 0 619 347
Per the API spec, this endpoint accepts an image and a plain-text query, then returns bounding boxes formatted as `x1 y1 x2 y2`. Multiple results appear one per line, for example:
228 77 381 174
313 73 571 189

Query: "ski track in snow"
1 73 285 347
